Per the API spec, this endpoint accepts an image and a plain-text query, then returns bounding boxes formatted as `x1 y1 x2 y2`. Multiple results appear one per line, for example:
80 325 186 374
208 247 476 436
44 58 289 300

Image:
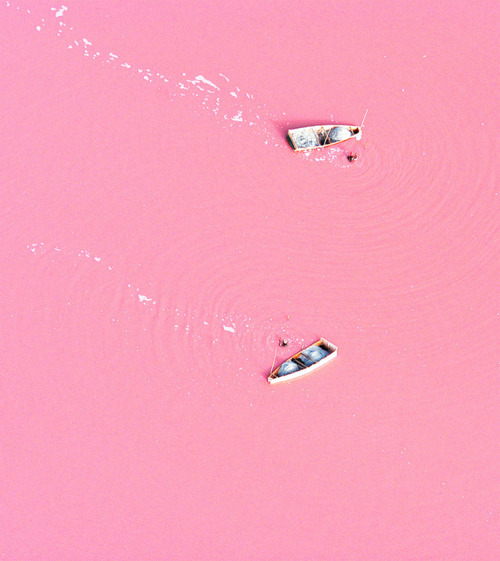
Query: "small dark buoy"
279 338 288 347
347 152 358 162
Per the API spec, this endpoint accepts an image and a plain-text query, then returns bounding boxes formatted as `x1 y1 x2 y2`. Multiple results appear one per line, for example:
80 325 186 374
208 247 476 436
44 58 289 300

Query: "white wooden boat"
268 338 338 384
287 124 362 151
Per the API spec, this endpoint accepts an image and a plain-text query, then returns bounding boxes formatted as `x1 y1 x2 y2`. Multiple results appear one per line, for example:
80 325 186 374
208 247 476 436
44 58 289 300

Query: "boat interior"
317 126 359 146
275 342 333 377
288 124 360 150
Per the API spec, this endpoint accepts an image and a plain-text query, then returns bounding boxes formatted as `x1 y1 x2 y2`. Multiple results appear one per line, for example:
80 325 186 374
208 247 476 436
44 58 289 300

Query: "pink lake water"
0 1 498 559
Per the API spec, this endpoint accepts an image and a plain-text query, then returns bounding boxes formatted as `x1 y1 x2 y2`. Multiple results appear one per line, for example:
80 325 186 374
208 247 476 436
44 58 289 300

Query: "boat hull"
287 124 361 152
268 338 338 384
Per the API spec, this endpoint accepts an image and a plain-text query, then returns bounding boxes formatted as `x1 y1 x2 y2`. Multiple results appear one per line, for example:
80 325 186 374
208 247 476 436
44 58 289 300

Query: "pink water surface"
1 1 498 559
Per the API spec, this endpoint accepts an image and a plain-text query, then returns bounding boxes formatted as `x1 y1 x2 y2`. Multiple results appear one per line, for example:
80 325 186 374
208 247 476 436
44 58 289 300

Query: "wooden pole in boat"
361 108 369 128
269 349 278 377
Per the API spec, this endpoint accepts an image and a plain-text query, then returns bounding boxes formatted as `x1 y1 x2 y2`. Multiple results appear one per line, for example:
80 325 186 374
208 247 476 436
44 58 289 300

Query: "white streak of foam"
195 75 219 90
27 243 44 254
52 5 68 18
9 4 304 159
26 243 160 307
